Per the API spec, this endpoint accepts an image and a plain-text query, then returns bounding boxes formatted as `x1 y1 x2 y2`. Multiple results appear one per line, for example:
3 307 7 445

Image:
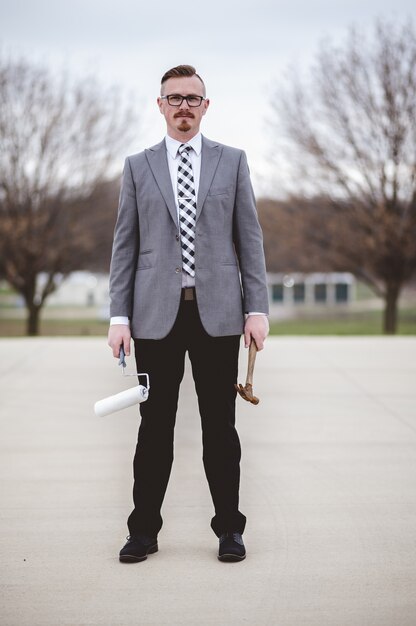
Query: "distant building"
267 272 355 318
43 272 110 319
39 270 355 321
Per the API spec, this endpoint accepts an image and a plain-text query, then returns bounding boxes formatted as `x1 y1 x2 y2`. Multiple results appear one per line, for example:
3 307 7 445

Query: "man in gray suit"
108 65 269 563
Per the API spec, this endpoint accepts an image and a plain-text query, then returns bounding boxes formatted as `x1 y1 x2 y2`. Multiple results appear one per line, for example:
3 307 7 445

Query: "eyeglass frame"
160 94 207 107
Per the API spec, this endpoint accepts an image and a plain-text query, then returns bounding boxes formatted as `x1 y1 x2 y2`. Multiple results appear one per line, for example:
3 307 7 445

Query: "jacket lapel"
196 137 222 222
145 139 178 227
145 136 222 227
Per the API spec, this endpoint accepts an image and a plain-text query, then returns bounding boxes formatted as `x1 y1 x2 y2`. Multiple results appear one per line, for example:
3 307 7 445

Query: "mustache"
174 111 195 118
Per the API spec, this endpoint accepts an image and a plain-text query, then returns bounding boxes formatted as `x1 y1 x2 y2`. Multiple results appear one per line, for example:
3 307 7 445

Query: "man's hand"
108 324 131 358
244 315 269 351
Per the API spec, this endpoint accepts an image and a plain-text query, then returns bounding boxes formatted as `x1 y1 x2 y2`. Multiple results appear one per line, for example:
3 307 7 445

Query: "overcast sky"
1 0 415 194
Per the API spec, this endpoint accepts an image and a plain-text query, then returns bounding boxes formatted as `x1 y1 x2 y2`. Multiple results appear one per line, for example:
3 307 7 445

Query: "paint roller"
94 347 149 417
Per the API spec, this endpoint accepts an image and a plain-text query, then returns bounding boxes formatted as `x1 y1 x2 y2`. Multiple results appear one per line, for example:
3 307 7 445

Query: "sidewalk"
1 337 415 626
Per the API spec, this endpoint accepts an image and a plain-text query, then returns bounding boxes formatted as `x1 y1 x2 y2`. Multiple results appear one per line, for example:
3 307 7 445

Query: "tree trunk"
26 303 41 336
383 283 400 335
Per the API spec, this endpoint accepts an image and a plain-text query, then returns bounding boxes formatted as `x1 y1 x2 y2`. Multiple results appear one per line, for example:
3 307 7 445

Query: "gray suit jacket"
109 135 269 339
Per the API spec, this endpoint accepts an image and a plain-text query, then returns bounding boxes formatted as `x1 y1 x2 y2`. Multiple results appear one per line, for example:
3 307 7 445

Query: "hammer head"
234 383 259 405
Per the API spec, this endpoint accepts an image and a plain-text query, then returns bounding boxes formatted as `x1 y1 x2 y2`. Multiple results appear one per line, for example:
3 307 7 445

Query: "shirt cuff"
110 316 130 326
246 312 268 317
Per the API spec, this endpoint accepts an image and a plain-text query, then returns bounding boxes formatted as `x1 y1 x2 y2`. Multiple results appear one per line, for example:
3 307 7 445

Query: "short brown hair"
161 65 206 96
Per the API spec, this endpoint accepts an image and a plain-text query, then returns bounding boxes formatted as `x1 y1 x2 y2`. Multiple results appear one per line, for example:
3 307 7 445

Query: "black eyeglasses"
161 94 206 107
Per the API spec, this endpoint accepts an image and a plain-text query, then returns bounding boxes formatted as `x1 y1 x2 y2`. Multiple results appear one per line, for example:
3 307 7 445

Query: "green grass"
269 308 416 335
0 308 415 336
0 318 109 337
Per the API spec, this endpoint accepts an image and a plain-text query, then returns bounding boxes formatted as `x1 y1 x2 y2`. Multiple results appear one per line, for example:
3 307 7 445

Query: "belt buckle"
184 287 194 301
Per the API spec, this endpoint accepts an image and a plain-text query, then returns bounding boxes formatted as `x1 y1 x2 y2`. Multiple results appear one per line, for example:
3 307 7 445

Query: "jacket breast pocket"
208 186 232 197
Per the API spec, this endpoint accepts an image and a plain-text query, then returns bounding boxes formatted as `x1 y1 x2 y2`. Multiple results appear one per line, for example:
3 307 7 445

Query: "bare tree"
0 53 138 335
270 19 416 333
69 178 121 273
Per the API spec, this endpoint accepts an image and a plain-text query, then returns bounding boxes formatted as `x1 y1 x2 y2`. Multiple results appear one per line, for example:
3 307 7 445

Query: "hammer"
235 340 259 405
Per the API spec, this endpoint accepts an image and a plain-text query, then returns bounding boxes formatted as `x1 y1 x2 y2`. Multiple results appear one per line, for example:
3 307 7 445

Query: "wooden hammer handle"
246 340 257 386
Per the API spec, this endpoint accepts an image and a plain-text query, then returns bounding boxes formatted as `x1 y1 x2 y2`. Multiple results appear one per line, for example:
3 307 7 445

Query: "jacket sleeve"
233 151 269 314
109 157 139 318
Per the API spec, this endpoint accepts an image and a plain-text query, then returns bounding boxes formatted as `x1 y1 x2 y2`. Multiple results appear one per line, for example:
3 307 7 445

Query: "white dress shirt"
110 133 266 326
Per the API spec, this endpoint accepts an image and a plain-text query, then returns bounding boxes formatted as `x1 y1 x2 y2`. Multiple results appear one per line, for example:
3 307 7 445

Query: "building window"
272 284 284 302
335 283 348 302
314 283 327 302
294 283 305 303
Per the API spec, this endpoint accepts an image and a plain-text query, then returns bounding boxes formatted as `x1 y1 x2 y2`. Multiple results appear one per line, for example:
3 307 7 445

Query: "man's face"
157 75 209 141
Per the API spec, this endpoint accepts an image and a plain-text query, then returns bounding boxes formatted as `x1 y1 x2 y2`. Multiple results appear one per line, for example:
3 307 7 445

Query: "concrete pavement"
1 336 415 626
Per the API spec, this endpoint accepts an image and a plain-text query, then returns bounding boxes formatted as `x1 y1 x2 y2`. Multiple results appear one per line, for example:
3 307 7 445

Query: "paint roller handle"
119 345 127 368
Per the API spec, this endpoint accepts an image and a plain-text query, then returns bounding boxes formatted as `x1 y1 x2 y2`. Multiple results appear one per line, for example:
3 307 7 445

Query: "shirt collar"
165 132 202 158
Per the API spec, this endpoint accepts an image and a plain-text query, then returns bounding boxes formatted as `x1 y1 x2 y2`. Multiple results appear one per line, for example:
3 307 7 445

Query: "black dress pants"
127 292 246 538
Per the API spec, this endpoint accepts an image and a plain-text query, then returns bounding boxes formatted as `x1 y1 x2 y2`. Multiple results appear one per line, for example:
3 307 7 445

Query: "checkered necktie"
177 144 196 276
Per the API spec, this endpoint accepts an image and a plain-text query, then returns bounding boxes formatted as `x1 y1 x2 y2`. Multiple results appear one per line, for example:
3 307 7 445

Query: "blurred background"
1 0 415 337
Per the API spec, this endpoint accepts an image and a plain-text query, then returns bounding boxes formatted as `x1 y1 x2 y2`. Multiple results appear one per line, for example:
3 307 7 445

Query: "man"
108 65 269 563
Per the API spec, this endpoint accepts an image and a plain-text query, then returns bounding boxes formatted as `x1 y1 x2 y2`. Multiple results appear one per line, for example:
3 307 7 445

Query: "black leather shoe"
218 532 246 562
119 534 158 563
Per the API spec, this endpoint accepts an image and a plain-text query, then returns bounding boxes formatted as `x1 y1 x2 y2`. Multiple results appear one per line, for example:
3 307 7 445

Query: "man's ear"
157 97 164 113
202 98 210 115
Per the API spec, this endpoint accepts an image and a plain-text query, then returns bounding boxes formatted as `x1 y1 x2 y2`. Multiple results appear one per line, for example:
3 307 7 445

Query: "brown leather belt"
181 287 196 301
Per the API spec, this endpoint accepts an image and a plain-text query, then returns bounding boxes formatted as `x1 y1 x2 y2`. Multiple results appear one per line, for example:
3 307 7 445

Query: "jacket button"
175 267 180 273
176 234 180 241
